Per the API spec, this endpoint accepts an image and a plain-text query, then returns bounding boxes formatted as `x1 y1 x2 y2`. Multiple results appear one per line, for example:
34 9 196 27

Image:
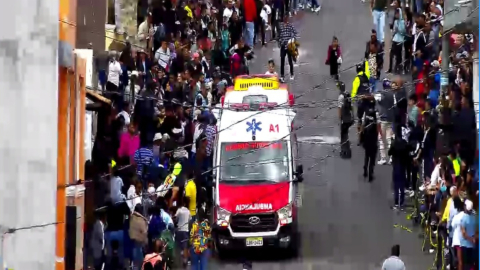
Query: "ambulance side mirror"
294 165 304 182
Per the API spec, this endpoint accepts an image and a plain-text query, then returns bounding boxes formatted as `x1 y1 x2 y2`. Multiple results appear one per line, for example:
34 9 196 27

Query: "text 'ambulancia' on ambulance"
211 98 304 256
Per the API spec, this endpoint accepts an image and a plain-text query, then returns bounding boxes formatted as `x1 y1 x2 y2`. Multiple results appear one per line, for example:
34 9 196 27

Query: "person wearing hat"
351 60 371 141
136 48 153 89
451 199 477 270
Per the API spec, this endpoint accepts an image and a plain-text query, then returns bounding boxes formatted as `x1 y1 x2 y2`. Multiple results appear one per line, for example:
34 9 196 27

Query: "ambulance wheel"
285 232 300 258
214 242 228 260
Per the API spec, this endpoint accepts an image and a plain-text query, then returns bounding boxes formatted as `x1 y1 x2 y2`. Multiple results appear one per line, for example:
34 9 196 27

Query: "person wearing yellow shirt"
185 178 197 219
184 1 194 19
448 151 465 177
351 61 373 142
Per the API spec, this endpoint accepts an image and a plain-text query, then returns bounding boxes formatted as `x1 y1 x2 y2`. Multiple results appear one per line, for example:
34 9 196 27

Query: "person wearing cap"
451 199 477 270
351 61 371 138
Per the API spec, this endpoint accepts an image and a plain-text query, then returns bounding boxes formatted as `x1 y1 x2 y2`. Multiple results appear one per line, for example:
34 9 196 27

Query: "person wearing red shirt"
243 0 257 47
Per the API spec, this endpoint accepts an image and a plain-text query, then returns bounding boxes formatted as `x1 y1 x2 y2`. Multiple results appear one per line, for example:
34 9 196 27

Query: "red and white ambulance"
211 98 303 256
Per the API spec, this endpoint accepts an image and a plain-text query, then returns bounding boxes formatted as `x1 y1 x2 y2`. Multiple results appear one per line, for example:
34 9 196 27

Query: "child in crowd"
265 59 278 76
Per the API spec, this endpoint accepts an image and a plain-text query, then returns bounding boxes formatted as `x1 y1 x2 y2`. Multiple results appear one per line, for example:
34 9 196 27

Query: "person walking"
376 79 395 165
370 0 387 45
277 15 298 82
325 36 342 81
361 105 378 182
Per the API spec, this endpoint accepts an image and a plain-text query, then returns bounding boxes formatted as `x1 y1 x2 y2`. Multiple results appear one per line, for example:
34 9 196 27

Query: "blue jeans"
372 10 385 43
415 0 423 13
369 77 377 93
190 249 209 270
244 22 255 47
98 70 107 91
105 230 124 266
132 243 144 270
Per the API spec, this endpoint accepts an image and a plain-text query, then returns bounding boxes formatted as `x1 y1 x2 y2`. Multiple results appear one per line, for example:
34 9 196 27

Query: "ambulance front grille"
230 213 277 233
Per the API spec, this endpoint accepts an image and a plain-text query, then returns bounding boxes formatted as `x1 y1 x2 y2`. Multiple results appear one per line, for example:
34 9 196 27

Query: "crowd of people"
83 0 478 269
87 0 301 269
334 0 478 269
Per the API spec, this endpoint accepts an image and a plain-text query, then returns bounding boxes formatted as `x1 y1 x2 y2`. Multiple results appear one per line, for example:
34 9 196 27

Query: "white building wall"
0 0 59 268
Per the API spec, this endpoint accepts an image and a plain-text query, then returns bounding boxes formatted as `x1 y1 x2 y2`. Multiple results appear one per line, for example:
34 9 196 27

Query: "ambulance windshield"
219 141 290 183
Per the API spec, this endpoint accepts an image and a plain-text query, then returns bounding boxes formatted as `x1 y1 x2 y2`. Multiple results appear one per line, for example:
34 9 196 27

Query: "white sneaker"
388 157 392 164
378 159 387 165
290 75 295 80
280 77 285 83
314 6 321 12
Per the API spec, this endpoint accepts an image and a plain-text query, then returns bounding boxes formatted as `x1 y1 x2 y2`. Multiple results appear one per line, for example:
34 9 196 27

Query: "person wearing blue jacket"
387 8 406 74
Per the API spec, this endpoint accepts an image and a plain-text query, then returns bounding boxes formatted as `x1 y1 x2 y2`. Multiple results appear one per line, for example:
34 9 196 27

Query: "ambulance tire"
214 241 229 260
285 231 300 258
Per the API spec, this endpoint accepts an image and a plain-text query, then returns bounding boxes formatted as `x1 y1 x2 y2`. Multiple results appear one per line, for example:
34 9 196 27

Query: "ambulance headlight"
216 207 231 227
277 204 293 225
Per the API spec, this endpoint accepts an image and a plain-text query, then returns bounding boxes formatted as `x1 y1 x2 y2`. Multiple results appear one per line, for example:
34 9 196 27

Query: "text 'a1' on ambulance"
211 102 304 257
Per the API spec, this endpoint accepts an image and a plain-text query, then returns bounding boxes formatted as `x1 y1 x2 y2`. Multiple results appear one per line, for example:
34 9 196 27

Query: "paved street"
210 0 434 269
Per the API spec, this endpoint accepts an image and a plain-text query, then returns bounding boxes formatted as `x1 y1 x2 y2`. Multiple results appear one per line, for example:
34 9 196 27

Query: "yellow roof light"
234 75 280 91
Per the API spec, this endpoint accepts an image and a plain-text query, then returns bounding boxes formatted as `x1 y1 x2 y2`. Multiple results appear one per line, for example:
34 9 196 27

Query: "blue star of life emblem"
246 118 262 136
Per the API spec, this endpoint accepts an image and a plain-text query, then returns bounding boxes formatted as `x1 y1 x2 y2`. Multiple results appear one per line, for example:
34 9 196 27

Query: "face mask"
153 145 160 156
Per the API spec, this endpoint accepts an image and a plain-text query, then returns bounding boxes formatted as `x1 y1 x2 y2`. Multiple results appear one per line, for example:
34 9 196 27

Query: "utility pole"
441 33 451 97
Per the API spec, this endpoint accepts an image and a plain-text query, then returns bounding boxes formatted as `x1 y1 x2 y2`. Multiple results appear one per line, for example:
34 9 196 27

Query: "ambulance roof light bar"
228 102 279 111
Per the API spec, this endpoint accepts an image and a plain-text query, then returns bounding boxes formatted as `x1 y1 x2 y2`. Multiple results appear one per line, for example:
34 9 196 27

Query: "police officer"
350 62 372 143
360 104 378 182
337 81 354 159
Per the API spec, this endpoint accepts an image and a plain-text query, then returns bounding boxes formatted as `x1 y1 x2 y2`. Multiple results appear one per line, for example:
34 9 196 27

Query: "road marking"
297 135 341 144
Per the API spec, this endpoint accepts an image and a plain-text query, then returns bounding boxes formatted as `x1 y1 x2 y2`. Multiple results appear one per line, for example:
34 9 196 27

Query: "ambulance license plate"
246 237 263 247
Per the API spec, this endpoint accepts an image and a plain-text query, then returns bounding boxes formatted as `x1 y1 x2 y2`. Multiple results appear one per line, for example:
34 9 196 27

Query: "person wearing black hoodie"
389 122 410 209
361 106 378 182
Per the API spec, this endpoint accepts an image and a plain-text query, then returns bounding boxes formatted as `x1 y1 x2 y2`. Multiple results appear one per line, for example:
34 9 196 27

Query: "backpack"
341 92 354 125
154 23 166 42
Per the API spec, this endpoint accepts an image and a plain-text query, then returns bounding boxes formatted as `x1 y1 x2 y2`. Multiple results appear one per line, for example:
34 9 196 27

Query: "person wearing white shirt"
265 59 278 76
107 55 122 92
126 182 142 213
154 41 171 70
223 0 234 24
428 163 441 189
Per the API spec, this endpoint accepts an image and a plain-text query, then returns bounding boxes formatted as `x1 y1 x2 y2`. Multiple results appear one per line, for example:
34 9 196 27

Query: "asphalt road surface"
208 0 435 269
